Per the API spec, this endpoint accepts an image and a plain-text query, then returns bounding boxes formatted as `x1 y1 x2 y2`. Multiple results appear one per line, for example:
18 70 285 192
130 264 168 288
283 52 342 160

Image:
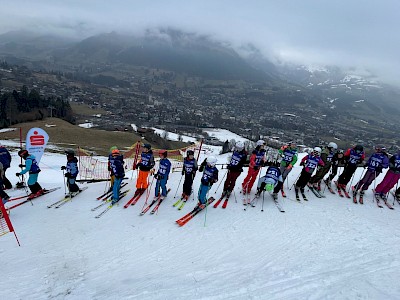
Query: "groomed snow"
202 128 249 143
1 150 400 300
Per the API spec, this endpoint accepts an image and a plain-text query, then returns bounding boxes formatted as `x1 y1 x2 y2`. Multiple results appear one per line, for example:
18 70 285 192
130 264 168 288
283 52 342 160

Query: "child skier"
60 149 80 194
198 156 219 205
324 149 345 187
276 141 298 196
109 148 125 204
154 150 171 200
221 141 247 199
337 144 365 191
374 147 400 200
295 147 324 198
255 162 284 199
181 150 198 201
309 142 337 190
134 144 155 196
242 140 266 194
0 143 12 189
108 146 123 189
16 149 43 199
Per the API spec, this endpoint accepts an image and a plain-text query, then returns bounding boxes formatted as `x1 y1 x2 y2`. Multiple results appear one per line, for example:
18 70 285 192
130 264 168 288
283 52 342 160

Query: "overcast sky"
1 0 399 84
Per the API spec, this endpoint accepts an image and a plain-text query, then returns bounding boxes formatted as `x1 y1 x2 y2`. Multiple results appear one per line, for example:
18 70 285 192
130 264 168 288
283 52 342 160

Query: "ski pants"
198 183 211 204
182 173 194 197
0 178 9 201
242 167 260 193
155 176 168 197
295 169 312 190
310 163 331 184
338 165 357 185
113 177 123 200
27 173 42 194
2 167 12 189
354 170 378 191
223 170 241 192
375 170 400 194
67 177 79 193
327 165 339 181
136 170 149 189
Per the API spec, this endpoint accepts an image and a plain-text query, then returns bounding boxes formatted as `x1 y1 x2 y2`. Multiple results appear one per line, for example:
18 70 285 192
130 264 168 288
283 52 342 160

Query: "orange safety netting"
76 141 202 180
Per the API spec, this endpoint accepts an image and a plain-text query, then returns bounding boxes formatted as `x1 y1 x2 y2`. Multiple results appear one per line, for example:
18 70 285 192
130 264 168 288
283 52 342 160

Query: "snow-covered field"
1 147 400 300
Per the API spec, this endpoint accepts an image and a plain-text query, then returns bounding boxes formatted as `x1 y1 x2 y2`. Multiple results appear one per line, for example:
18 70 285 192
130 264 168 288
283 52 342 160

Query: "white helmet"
256 140 265 146
313 147 322 155
207 156 217 167
235 141 244 151
328 142 338 150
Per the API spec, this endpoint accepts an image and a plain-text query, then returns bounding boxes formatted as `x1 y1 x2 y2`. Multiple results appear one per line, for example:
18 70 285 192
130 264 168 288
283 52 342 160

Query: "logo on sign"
30 131 45 146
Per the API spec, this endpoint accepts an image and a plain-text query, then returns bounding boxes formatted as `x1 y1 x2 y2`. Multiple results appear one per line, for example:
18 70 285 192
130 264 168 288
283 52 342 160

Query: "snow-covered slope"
1 150 400 300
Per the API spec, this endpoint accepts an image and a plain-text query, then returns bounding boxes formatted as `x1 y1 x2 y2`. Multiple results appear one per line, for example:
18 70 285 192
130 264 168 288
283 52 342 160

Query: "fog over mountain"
0 0 399 86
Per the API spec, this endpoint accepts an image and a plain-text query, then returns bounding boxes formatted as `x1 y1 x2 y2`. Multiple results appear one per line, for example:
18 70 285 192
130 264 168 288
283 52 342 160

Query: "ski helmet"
187 150 194 157
65 149 75 156
313 147 322 155
288 141 296 147
235 141 244 151
354 144 363 153
265 183 274 192
328 142 338 150
207 156 217 167
256 140 265 146
109 146 118 153
143 144 151 150
159 149 167 157
18 149 28 158
111 148 120 155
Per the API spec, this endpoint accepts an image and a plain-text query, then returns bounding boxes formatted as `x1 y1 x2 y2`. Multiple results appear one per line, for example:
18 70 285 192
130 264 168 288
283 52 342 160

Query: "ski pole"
62 169 67 195
204 183 211 227
346 170 357 193
392 182 399 206
289 171 302 191
233 189 237 203
141 175 155 211
352 168 366 193
214 169 228 194
174 174 184 198
261 191 265 212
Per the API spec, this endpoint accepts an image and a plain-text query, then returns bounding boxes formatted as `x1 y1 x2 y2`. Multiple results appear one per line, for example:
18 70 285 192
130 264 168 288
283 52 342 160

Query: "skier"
198 156 219 205
60 149 80 194
221 141 247 199
154 150 171 200
309 142 338 190
0 162 10 202
295 147 324 197
324 149 345 187
16 149 43 199
108 146 123 189
336 144 365 191
374 147 400 199
0 143 12 189
276 141 298 195
181 149 198 201
241 140 266 194
133 144 155 196
109 148 125 204
255 162 284 199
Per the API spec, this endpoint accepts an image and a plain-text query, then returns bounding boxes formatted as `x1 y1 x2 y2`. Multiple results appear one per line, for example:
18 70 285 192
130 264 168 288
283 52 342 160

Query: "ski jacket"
183 157 198 175
66 157 79 177
249 146 266 169
200 165 219 185
366 152 389 173
344 148 365 166
228 150 247 172
138 150 155 171
260 166 283 186
331 153 345 167
389 154 400 174
321 147 335 165
300 154 324 174
0 146 11 169
20 155 41 175
0 162 4 180
157 158 171 179
279 145 298 167
109 155 125 178
108 154 124 175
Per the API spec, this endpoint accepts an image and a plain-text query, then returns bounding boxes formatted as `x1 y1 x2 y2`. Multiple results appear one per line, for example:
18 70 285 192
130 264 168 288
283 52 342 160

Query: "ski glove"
16 173 21 176
181 170 185 175
65 173 71 178
61 166 66 170
286 164 293 170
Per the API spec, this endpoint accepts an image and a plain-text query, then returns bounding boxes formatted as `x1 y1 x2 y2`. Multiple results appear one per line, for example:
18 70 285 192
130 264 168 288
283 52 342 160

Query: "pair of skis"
140 188 171 215
372 190 394 210
94 190 130 218
123 188 147 208
334 181 350 198
213 193 231 209
172 196 190 210
96 182 128 201
295 188 308 202
175 197 215 226
307 184 326 198
47 187 88 208
7 187 61 210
